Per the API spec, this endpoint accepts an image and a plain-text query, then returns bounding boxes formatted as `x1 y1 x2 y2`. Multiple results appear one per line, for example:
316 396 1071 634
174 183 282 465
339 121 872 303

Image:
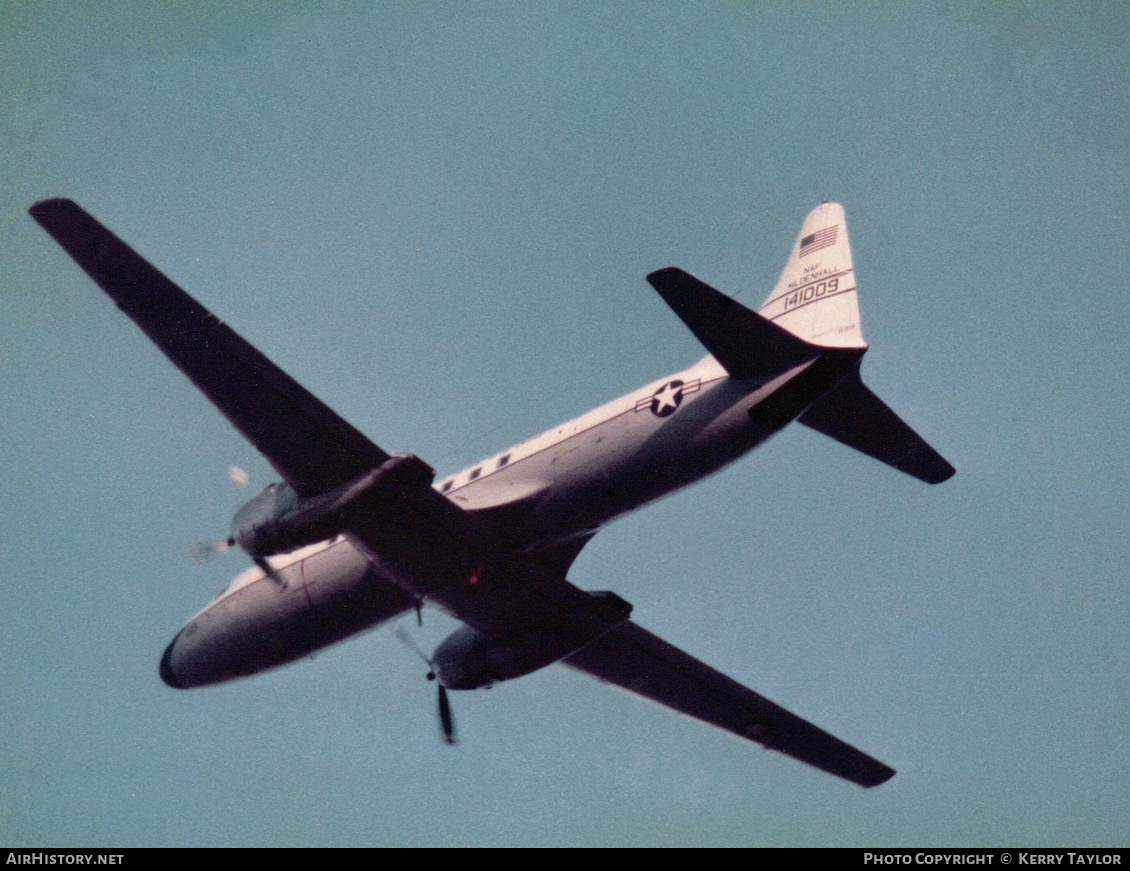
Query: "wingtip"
862 764 897 788
29 196 75 212
29 198 80 226
925 462 957 485
645 265 682 285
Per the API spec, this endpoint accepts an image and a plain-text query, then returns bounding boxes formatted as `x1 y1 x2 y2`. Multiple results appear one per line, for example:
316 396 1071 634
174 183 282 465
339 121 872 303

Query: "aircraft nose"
159 629 187 689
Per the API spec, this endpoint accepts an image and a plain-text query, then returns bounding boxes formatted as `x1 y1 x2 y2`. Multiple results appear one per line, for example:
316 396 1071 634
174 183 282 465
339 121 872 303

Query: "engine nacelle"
230 454 435 559
432 591 632 689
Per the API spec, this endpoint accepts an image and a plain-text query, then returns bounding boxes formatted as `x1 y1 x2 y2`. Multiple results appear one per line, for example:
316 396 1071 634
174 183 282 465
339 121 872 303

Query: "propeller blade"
395 621 457 745
394 622 431 666
437 684 456 745
228 466 250 489
191 467 247 564
190 537 234 564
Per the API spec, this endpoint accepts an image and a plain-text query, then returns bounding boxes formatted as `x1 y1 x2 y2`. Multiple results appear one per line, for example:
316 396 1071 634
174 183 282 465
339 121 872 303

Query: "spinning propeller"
395 623 457 746
190 466 249 564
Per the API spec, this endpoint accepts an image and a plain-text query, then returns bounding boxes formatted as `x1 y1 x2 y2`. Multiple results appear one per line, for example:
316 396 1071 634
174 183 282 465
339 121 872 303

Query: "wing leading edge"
28 199 622 635
29 198 389 497
563 621 895 788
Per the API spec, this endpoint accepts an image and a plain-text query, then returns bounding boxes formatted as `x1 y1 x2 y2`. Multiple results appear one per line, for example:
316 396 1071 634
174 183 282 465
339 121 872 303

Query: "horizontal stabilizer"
799 365 955 484
647 267 822 378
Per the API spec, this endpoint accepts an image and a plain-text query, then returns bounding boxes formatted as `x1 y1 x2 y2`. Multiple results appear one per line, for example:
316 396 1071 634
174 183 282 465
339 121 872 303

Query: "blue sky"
2 2 1127 846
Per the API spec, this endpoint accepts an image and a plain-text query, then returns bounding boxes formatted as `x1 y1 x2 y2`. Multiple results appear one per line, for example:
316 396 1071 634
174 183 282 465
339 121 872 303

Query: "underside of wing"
798 362 955 484
562 621 895 788
646 267 822 378
29 199 390 497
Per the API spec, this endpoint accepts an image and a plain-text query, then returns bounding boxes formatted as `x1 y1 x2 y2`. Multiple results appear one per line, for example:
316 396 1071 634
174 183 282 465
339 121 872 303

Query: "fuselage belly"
161 352 837 689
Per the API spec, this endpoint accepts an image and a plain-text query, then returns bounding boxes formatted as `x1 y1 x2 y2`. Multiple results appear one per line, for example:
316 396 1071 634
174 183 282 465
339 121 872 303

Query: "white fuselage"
439 354 811 541
161 350 820 688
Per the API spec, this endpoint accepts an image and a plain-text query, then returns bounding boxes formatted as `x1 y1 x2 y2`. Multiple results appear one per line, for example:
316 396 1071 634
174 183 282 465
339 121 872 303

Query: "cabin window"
498 454 510 468
469 467 481 481
441 480 453 493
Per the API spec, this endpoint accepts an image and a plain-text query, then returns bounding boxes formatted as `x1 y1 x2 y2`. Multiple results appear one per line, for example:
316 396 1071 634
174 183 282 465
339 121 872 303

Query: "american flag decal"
799 226 837 257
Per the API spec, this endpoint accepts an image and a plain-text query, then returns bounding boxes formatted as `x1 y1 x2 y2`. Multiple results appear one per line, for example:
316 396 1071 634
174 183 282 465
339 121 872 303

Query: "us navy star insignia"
650 380 685 417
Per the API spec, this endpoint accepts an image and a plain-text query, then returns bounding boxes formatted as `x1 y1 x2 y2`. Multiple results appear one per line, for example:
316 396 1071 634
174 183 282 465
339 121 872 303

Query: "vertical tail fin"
649 203 953 484
759 202 865 349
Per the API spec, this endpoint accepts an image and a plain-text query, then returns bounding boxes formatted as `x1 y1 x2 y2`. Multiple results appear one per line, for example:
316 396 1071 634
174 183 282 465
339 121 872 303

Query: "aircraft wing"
562 621 895 788
28 199 614 636
29 198 389 497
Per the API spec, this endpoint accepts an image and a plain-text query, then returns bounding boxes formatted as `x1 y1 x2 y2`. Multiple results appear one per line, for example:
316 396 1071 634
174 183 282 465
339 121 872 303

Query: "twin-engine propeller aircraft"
30 198 953 788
